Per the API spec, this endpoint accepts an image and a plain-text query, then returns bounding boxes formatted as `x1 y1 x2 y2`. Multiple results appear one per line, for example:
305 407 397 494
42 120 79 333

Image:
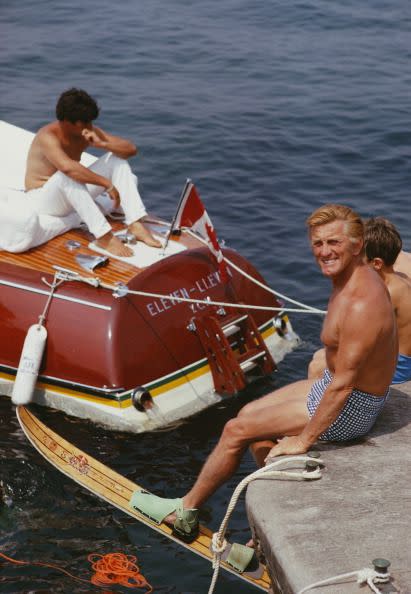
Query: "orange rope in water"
89 553 153 591
0 551 153 591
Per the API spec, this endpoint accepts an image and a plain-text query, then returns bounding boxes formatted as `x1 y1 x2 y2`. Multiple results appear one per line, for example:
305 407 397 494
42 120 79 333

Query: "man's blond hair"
306 204 364 246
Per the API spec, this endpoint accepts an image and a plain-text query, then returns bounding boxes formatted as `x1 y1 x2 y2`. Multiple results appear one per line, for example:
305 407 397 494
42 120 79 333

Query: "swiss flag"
172 180 229 283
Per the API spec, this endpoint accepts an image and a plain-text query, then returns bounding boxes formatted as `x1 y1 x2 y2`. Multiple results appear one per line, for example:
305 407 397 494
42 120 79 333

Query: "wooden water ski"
17 406 271 592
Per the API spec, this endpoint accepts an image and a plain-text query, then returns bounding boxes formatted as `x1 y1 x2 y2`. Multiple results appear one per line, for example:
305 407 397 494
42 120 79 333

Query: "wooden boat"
0 121 300 432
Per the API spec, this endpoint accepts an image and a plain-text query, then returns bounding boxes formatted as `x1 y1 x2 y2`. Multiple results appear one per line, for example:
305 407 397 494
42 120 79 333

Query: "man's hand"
107 185 120 209
264 435 310 464
82 128 106 149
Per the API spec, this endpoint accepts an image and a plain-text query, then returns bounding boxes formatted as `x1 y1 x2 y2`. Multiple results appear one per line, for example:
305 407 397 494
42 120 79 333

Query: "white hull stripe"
0 279 111 311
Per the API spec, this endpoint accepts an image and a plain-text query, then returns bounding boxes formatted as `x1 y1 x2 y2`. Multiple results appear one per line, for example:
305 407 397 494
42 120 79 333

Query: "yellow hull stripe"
0 324 277 410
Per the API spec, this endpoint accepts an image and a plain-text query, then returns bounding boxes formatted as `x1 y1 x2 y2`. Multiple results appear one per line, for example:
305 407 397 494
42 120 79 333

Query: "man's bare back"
394 250 411 278
383 271 411 356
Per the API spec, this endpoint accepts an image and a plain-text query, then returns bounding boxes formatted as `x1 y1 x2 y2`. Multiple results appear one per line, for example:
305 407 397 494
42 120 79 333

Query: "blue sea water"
1 1 411 592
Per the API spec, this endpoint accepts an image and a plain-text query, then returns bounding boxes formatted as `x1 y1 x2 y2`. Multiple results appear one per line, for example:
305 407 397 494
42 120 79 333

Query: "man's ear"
368 257 384 271
352 238 364 256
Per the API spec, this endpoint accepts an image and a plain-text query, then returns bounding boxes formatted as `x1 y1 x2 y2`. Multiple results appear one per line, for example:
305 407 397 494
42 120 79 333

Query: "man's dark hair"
365 217 402 266
55 88 100 123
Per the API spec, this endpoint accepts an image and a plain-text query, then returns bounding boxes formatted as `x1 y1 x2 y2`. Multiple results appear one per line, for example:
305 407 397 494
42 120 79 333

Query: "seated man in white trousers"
25 88 161 256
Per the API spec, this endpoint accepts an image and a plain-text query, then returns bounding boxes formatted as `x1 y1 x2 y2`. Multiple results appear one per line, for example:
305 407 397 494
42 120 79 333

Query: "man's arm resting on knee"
265 375 355 459
267 302 378 458
84 126 137 159
298 372 357 444
40 133 113 189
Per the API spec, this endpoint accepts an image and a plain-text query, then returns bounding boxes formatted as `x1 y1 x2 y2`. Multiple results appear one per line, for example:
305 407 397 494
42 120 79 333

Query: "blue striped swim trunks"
307 369 389 441
391 353 411 384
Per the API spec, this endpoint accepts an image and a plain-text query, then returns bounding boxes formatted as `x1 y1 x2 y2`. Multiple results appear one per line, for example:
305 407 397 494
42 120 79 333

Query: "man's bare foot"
164 512 177 526
163 495 194 526
128 220 162 248
96 232 133 257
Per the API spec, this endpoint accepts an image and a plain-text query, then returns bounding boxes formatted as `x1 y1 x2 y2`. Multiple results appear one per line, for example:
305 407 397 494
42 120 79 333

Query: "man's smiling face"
310 219 363 278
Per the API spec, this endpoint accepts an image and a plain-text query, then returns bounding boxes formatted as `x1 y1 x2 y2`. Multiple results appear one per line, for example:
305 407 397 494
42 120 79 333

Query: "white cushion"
0 189 80 253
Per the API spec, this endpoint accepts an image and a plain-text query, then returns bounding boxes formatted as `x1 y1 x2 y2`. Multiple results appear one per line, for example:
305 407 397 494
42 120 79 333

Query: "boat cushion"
0 188 81 253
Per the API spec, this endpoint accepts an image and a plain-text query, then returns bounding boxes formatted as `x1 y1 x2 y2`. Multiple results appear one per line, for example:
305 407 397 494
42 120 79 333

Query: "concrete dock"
246 384 411 593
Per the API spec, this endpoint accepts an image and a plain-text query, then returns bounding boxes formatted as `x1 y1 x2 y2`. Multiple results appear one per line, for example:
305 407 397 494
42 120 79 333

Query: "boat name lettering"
146 287 191 316
195 271 220 293
146 272 221 317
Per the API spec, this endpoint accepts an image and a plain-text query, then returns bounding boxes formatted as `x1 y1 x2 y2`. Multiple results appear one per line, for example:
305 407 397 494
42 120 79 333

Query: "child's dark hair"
56 88 99 123
364 217 402 266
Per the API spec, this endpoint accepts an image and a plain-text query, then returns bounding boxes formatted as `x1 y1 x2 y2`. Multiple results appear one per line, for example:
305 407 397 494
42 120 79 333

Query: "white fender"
11 324 48 405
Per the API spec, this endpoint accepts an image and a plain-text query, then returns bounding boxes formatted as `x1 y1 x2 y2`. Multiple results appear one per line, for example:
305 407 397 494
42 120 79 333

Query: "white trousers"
26 153 147 238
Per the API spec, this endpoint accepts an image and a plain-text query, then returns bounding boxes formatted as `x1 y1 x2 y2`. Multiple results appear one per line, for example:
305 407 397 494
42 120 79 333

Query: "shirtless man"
25 88 161 256
309 217 411 384
129 204 398 541
366 218 411 382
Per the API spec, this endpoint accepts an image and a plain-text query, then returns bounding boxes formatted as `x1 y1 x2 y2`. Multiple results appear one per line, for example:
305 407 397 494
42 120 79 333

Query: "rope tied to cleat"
208 454 324 594
296 563 391 594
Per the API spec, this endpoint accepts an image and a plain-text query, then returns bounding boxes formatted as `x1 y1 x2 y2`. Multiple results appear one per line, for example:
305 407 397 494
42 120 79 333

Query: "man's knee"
108 154 137 184
110 154 126 164
308 348 326 379
221 417 251 447
92 153 131 178
107 153 130 170
237 401 255 419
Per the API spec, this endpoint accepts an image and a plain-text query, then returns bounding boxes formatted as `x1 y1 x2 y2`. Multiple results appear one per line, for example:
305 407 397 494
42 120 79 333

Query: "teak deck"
0 220 201 285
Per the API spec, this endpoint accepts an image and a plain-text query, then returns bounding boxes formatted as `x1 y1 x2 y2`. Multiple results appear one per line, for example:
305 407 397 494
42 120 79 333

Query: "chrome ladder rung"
239 350 265 371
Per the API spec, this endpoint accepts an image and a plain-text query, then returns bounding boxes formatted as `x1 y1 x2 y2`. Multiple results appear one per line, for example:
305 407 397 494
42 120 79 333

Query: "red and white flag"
172 180 229 283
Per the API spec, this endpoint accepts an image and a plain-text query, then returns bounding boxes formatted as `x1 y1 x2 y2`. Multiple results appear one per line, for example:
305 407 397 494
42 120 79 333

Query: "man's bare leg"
128 219 162 248
164 379 314 524
246 438 284 547
96 231 133 257
249 439 277 468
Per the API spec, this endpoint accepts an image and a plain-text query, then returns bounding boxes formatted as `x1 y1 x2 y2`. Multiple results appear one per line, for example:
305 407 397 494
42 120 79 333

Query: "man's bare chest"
320 316 339 348
60 139 87 161
320 295 345 347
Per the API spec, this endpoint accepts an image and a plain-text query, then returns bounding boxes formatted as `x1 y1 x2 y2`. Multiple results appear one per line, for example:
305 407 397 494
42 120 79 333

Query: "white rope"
207 455 323 594
185 228 326 314
224 254 324 313
38 273 65 328
108 286 322 314
297 566 391 594
54 269 325 315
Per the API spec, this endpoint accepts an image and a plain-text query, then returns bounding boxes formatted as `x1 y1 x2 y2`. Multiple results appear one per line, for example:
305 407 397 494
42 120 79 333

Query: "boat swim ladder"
190 308 276 394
